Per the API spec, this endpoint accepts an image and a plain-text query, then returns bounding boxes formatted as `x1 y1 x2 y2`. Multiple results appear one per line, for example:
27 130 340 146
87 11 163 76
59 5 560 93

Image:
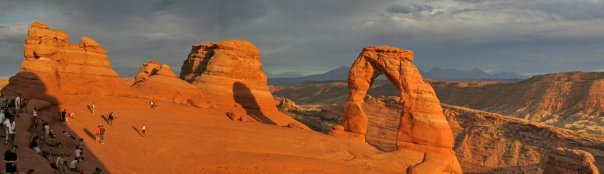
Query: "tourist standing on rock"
65 113 70 125
75 147 83 160
150 100 157 109
5 117 16 146
78 138 85 149
55 153 68 174
43 121 50 142
0 109 5 137
99 125 106 144
95 125 101 142
61 109 67 126
4 145 18 174
14 94 21 114
107 112 115 126
88 102 95 115
68 157 80 173
142 123 146 136
32 107 38 128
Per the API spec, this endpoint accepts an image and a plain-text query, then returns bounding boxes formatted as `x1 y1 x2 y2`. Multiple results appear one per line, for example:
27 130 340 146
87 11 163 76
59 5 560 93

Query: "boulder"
131 61 203 105
277 97 303 111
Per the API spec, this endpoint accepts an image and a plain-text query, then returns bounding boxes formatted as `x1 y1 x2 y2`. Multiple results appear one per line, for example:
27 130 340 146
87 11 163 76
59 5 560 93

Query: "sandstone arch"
340 46 461 173
342 46 454 148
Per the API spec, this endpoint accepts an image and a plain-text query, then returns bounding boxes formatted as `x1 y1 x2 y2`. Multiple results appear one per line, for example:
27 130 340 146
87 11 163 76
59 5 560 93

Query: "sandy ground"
49 95 417 174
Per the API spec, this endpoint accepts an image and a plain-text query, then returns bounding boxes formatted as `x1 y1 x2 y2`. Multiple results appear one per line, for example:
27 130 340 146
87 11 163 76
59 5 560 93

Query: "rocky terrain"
278 95 603 173
271 71 604 173
0 21 465 173
431 72 604 135
273 72 604 136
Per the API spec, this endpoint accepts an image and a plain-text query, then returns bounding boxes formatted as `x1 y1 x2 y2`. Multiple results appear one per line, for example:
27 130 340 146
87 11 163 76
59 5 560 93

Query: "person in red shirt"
94 125 101 143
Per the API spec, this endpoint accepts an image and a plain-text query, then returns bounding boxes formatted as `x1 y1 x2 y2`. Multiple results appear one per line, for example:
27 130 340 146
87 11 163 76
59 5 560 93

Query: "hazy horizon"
2 0 604 78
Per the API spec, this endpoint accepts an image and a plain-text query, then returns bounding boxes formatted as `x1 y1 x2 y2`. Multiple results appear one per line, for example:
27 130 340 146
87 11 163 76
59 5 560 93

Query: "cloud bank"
1 0 603 77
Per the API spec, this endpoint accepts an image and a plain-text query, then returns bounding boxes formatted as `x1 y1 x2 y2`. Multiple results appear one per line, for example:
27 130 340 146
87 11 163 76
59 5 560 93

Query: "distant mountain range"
421 68 528 81
268 66 528 85
268 66 350 85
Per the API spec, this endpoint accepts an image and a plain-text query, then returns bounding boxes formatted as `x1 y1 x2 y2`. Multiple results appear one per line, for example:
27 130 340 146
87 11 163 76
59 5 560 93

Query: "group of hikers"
0 94 105 174
0 94 154 173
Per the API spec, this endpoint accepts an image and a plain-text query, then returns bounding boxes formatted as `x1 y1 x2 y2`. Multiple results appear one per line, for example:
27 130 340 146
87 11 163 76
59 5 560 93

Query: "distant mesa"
331 46 462 173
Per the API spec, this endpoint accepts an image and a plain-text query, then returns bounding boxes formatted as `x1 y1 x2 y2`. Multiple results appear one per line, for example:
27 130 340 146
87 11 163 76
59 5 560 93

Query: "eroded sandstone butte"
1 21 132 104
179 40 306 127
333 46 461 173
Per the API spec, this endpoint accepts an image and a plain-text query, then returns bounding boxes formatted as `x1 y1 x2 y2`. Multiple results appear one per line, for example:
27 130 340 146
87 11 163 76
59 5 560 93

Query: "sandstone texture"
271 80 604 173
444 104 602 174
179 40 307 128
431 72 604 135
131 61 206 105
1 21 132 104
276 96 303 111
337 46 461 173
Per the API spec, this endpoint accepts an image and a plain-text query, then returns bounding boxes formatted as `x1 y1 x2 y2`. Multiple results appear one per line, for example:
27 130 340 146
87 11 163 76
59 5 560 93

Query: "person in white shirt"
3 117 9 139
5 118 15 145
0 110 4 136
55 153 67 174
68 158 80 173
14 95 21 113
43 122 50 142
142 123 146 136
32 108 38 128
75 147 83 160
150 100 157 109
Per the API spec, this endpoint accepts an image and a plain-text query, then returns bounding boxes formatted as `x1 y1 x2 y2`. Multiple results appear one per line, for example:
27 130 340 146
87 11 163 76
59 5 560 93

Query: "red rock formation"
431 72 604 135
545 148 600 174
179 40 307 128
134 61 177 82
1 21 132 104
336 46 461 173
277 97 303 111
130 61 209 106
444 104 603 173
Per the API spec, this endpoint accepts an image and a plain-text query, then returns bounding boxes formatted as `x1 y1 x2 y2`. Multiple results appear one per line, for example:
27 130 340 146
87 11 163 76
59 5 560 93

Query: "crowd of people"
0 94 108 174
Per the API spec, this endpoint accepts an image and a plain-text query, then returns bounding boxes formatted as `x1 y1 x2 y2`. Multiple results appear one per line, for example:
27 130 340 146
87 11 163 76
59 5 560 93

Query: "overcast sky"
1 0 604 78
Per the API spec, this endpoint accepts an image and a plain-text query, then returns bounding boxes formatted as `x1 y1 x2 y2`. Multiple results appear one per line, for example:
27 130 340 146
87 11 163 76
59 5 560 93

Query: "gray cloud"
0 0 603 78
386 4 434 14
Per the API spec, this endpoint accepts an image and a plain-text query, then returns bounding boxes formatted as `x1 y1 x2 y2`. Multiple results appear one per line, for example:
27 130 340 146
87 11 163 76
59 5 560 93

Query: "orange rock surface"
0 21 485 173
179 40 306 127
130 61 206 106
338 46 461 173
1 21 132 104
444 104 602 174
